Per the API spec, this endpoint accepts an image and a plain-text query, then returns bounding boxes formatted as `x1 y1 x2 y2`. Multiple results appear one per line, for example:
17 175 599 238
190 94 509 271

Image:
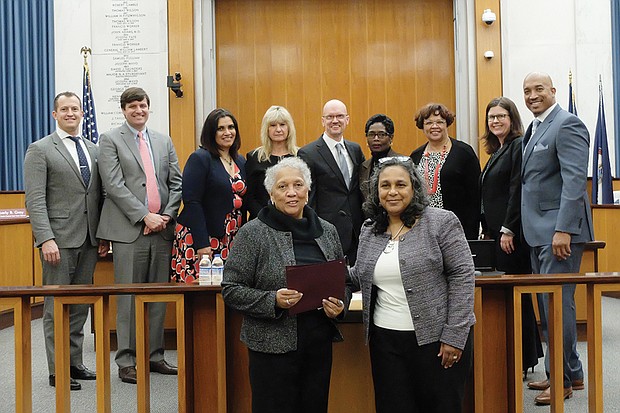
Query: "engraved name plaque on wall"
90 0 169 135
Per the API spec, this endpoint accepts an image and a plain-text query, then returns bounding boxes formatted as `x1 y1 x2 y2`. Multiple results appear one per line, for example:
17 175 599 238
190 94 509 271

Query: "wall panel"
215 0 456 158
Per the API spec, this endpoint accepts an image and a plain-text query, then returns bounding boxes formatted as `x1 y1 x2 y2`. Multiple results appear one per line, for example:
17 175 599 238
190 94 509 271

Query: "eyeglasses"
423 120 447 127
378 156 411 164
322 114 347 121
366 132 391 139
488 114 509 122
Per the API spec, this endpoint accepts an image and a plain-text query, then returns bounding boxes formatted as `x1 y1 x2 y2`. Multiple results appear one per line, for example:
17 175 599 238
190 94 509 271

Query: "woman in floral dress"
171 108 247 282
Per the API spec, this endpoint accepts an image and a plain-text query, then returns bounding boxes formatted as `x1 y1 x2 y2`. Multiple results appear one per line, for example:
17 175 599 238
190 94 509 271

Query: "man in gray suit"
520 73 594 405
24 92 109 391
97 87 182 384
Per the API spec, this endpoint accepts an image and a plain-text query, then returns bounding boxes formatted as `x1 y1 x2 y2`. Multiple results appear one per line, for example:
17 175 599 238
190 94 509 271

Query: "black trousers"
369 325 473 413
248 312 334 413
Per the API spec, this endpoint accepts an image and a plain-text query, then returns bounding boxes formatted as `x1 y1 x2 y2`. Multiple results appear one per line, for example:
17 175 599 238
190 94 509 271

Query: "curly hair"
263 156 312 194
363 157 429 235
414 103 455 129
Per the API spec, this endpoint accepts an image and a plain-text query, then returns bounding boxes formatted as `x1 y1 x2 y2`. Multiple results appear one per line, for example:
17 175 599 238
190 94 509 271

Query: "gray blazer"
521 105 594 246
222 217 347 354
96 123 182 242
349 207 476 350
24 132 102 248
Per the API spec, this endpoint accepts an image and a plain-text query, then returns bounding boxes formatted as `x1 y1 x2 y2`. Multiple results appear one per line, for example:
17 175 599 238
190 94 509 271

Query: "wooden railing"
0 283 226 413
3 273 620 413
474 272 620 413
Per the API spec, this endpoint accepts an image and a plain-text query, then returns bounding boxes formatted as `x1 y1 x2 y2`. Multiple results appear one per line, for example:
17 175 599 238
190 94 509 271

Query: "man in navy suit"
298 99 365 264
520 72 593 405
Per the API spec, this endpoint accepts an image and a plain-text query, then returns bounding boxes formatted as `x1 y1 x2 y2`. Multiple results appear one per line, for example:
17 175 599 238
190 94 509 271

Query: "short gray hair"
264 157 312 194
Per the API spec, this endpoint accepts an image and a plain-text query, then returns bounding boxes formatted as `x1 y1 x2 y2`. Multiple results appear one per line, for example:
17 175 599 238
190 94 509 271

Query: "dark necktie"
336 142 350 188
69 136 91 186
523 119 541 152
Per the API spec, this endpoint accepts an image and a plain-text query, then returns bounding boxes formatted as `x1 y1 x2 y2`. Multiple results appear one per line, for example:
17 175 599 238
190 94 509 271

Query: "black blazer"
244 150 293 220
298 136 365 259
480 137 523 236
411 138 481 239
176 147 246 248
479 136 531 274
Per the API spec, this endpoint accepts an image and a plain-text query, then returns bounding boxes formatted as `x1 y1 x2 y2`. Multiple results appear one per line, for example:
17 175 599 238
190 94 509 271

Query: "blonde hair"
254 106 298 162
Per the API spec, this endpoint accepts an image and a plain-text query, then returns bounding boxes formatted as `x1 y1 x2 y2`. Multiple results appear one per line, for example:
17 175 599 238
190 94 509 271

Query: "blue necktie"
69 136 91 186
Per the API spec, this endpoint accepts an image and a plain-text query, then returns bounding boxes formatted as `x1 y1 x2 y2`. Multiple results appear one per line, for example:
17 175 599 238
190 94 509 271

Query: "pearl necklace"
383 223 406 254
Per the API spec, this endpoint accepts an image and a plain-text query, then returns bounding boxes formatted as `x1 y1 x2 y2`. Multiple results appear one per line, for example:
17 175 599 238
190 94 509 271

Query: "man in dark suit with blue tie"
24 92 109 390
520 73 594 405
298 99 365 264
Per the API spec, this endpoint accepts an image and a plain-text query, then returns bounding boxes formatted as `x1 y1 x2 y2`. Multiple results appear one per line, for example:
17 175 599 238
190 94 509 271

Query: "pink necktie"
137 131 161 213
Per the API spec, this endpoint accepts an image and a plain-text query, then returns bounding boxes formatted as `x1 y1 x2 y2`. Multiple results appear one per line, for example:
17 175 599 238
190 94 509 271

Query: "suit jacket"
411 138 481 239
358 148 400 202
24 132 102 248
349 208 476 350
177 147 246 248
521 105 594 246
480 137 523 236
222 214 347 354
298 136 365 256
97 123 182 243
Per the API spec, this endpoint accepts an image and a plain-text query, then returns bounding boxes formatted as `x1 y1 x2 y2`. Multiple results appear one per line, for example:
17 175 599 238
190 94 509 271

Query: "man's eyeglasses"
378 156 411 164
488 114 509 122
322 114 347 121
423 120 447 127
366 132 391 139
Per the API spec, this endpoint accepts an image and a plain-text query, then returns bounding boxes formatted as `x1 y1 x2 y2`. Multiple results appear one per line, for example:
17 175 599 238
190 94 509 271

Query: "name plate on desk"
0 208 29 224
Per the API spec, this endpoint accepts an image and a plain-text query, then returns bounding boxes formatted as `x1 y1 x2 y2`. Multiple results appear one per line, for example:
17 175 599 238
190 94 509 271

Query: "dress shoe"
150 360 178 375
70 364 96 380
528 379 585 391
534 387 573 405
49 374 81 391
119 366 137 384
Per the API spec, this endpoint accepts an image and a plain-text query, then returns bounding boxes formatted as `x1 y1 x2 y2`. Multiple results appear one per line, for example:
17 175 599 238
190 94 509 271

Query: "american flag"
82 62 99 144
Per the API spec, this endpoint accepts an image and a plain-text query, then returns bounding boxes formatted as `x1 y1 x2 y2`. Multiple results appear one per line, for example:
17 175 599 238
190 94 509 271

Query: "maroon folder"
285 258 346 315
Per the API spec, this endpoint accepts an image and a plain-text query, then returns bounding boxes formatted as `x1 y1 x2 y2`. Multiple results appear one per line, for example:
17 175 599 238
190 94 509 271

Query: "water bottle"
211 254 224 286
198 255 212 285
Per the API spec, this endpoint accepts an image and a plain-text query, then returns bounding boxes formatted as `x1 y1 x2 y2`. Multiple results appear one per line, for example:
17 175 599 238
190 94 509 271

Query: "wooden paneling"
215 0 456 158
167 0 197 169
475 0 502 166
0 192 25 209
592 206 620 272
0 223 33 287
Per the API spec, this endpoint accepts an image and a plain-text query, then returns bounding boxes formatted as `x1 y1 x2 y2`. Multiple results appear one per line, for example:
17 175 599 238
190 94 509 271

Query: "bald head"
523 72 556 116
321 99 349 140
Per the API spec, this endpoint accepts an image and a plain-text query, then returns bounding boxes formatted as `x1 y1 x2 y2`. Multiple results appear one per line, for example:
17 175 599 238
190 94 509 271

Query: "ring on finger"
286 299 290 305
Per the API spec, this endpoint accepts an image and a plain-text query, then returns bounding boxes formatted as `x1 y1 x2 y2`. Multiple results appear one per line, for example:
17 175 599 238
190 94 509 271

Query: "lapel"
51 132 85 187
119 124 146 174
316 137 348 188
522 105 560 167
483 141 509 177
148 129 162 178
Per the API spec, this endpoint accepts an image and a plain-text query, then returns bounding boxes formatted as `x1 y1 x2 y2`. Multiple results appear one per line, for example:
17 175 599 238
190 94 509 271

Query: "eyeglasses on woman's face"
366 132 391 139
488 113 509 122
423 119 447 127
